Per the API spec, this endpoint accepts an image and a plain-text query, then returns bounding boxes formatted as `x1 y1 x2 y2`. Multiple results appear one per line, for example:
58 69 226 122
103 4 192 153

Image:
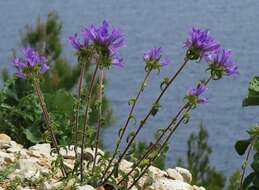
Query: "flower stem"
92 69 104 174
33 79 67 177
128 106 191 189
117 103 188 185
102 58 189 184
101 69 152 181
239 138 255 190
127 76 212 189
73 61 86 159
80 63 99 182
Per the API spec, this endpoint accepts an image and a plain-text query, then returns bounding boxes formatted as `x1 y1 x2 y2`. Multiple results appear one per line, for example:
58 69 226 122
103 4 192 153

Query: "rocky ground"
0 134 205 190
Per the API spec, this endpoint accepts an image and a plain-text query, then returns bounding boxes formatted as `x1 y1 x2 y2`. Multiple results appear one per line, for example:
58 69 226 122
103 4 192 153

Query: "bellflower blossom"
187 83 208 105
69 33 90 50
12 48 49 78
85 20 124 67
184 27 220 60
206 48 239 79
69 20 125 67
143 47 171 71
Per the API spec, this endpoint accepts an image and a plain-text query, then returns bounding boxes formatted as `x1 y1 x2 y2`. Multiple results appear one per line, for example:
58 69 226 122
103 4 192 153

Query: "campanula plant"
12 21 238 189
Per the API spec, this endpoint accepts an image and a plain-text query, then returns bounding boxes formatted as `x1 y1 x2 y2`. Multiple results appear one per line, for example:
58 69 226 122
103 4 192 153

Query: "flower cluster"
12 48 49 78
206 48 239 79
186 83 208 105
143 47 171 71
184 27 220 60
69 20 124 68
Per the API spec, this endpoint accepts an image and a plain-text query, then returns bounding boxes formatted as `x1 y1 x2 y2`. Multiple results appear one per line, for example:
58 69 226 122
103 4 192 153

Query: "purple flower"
205 48 239 78
143 47 172 70
187 84 208 105
184 27 220 60
12 48 49 78
70 20 125 67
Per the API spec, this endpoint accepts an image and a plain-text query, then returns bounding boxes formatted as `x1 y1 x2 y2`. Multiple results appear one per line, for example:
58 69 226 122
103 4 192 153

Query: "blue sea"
1 0 259 176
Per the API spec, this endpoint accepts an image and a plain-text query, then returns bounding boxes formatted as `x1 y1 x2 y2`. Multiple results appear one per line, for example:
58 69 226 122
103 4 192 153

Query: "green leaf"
23 127 43 144
252 160 259 174
243 76 259 107
235 139 251 155
45 90 75 114
243 172 256 189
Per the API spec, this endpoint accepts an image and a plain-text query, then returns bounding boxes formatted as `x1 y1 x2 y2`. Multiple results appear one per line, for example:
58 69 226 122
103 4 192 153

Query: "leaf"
243 172 256 189
126 132 136 143
23 127 43 144
251 160 259 174
45 90 75 114
243 76 259 107
235 139 251 155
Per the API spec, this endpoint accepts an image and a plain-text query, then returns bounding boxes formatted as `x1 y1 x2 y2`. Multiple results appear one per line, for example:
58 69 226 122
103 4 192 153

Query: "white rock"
60 146 76 159
166 168 184 181
16 159 38 171
0 151 15 162
29 143 51 157
0 133 11 143
17 186 34 190
42 181 62 190
119 159 133 172
175 167 192 183
77 184 95 190
0 134 11 148
152 178 193 190
148 166 167 177
28 150 42 158
193 185 206 190
6 146 22 153
21 170 40 179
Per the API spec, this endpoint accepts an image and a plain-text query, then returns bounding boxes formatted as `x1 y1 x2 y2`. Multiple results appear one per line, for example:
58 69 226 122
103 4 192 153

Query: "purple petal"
160 57 172 67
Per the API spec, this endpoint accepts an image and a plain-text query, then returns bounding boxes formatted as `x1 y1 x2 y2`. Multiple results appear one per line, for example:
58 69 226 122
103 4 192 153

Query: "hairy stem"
92 69 104 174
80 63 99 182
239 138 255 190
117 103 188 185
101 70 152 181
102 58 189 184
73 61 86 158
128 76 212 188
33 79 67 177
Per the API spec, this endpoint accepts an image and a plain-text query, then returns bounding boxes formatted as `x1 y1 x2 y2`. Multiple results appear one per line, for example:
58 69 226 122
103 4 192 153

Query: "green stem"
92 69 104 174
33 79 67 177
73 61 86 158
117 103 188 185
128 107 191 189
101 58 189 184
239 138 255 190
128 76 212 189
80 63 99 182
101 69 152 181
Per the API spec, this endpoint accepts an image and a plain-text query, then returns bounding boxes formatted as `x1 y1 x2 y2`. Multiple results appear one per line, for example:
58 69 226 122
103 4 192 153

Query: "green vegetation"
0 12 112 147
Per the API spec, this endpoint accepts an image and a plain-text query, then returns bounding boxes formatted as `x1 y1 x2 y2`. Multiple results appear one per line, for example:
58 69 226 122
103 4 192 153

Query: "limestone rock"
0 133 11 143
0 134 11 148
29 144 51 157
16 159 38 171
42 181 62 190
152 178 193 190
193 185 206 190
0 151 15 163
119 159 133 173
28 150 42 158
175 167 192 183
148 166 167 178
77 184 95 190
60 146 76 159
166 168 184 181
